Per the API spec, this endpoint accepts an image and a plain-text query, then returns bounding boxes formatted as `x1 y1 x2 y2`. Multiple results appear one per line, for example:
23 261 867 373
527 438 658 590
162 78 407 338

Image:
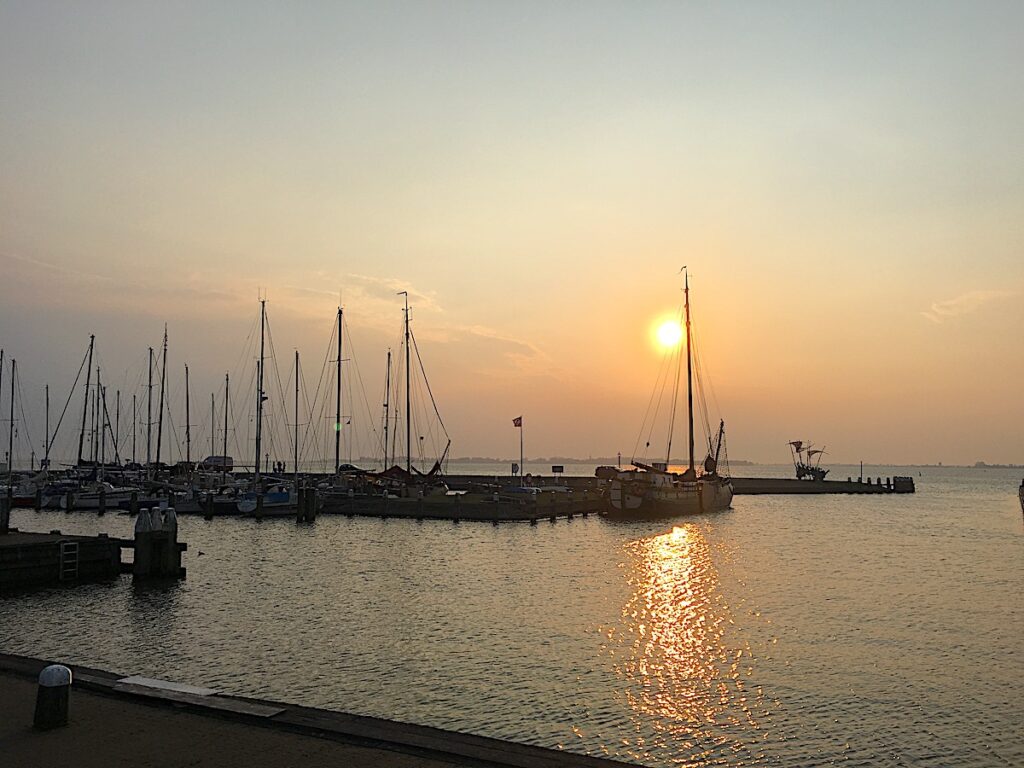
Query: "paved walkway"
0 655 632 768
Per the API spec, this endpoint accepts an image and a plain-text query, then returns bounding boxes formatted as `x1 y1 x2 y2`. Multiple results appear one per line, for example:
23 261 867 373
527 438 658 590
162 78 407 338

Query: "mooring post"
256 494 264 521
98 486 106 516
203 493 214 520
35 488 43 511
129 491 138 516
34 664 72 730
65 491 74 513
307 487 317 521
296 485 304 522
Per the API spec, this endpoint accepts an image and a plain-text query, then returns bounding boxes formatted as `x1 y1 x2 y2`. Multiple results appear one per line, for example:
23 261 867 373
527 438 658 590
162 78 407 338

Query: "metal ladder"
59 541 79 581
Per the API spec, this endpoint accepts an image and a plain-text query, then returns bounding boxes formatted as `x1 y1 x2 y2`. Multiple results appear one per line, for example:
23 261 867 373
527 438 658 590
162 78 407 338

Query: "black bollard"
34 665 72 730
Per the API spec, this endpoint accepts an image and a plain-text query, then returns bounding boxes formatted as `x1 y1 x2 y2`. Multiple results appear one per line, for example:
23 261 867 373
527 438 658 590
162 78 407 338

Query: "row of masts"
3 293 433 478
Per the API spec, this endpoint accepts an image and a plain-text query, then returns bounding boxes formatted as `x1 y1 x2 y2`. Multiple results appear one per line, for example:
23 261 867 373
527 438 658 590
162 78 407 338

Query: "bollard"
34 664 72 730
129 491 139 516
204 493 214 520
35 488 43 511
256 494 264 521
65 491 74 512
296 486 305 523
98 487 106 516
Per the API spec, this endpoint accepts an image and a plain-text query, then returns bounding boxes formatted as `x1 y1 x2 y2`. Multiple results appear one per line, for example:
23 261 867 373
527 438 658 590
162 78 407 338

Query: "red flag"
512 416 522 427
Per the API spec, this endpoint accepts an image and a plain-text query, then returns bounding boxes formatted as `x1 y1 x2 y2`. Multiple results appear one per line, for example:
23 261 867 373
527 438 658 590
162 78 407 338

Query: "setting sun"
656 320 683 349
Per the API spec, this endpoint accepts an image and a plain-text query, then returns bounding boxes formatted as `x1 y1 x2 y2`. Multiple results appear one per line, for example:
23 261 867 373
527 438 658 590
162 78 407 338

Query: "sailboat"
606 271 734 518
789 440 829 481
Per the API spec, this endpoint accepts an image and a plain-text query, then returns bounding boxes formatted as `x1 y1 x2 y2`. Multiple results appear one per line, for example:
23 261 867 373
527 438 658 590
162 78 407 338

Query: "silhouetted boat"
606 271 733 518
788 440 829 481
1018 479 1023 514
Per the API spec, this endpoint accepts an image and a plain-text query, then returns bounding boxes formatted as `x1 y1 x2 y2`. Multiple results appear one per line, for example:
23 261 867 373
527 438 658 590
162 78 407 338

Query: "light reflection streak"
604 524 767 765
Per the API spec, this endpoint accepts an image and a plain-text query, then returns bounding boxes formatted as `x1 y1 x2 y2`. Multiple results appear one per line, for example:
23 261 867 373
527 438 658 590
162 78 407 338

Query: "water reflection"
607 524 765 764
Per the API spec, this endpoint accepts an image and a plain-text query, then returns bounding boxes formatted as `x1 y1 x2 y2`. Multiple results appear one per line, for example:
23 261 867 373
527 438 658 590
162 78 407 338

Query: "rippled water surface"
3 465 1022 766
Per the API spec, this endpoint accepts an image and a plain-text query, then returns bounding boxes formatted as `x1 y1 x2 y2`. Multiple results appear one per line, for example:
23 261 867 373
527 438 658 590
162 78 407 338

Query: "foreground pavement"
0 654 632 768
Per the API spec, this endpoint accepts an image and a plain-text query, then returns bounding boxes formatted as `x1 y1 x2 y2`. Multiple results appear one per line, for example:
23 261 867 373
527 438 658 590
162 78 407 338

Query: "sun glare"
656 320 683 349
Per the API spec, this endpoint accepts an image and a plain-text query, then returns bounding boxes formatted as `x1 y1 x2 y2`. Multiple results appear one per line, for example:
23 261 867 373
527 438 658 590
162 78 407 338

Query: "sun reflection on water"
603 524 769 765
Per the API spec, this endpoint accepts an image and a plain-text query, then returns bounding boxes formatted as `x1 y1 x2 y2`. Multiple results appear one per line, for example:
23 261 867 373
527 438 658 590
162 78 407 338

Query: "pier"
0 517 186 590
0 653 633 768
321 490 603 522
730 476 916 495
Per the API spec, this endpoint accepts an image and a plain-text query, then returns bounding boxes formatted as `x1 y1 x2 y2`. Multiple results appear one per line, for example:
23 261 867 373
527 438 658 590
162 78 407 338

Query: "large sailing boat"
606 271 733 518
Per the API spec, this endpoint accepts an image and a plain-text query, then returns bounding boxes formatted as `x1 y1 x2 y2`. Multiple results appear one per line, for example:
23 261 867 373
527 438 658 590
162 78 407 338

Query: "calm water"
2 465 1022 766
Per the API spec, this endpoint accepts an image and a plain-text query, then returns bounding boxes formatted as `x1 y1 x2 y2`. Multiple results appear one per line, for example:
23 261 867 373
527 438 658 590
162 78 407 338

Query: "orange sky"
1 3 1021 466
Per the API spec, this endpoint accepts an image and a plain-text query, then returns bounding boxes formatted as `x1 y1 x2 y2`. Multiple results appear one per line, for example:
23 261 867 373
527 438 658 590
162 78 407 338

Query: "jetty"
730 475 915 495
0 514 187 590
0 653 634 768
321 490 603 522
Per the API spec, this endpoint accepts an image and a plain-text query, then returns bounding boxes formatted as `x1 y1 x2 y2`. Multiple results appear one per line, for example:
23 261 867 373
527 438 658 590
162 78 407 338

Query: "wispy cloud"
921 289 1015 323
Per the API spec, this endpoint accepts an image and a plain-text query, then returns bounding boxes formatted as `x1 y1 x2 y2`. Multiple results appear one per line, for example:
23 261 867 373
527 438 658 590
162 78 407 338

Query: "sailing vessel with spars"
606 270 733 518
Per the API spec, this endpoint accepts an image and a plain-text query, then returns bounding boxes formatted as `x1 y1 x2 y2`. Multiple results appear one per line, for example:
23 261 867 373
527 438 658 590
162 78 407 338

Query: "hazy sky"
1 1 1022 467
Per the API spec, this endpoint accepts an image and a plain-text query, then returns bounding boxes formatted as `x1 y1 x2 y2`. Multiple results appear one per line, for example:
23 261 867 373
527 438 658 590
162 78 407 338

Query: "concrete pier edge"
0 652 633 768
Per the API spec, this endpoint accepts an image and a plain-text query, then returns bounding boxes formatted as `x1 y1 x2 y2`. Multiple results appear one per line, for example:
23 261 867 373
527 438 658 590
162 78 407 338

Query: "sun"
656 320 683 349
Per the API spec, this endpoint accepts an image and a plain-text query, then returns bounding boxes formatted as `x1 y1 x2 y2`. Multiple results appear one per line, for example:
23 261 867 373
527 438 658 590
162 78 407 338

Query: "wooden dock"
0 527 186 590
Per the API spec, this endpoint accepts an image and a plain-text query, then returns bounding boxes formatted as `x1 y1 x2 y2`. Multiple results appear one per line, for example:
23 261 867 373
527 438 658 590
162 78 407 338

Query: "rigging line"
342 318 383 454
633 344 674 463
47 343 90 461
409 328 448 439
13 366 37 461
301 315 334 472
631 346 672 462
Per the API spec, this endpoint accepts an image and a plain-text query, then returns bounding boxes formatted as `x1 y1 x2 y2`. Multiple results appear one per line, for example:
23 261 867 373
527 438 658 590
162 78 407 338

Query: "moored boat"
605 270 733 519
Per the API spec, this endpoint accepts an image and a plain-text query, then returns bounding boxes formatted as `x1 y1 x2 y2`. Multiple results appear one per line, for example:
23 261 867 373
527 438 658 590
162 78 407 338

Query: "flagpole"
519 420 524 488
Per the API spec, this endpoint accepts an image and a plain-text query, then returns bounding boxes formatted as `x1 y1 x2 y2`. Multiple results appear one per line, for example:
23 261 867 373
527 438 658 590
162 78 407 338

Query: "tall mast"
131 394 137 464
7 358 15 476
184 364 191 466
114 389 120 465
92 368 100 463
255 299 266 484
99 377 106 478
155 326 167 468
382 349 391 469
77 335 95 465
399 292 410 474
44 384 50 468
685 270 695 474
335 307 342 475
223 373 229 486
210 392 215 459
294 349 300 488
146 346 153 468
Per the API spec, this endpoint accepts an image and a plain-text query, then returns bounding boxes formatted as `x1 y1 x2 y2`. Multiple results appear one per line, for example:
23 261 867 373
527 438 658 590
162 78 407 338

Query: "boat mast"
155 326 167 469
131 394 137 464
399 291 410 474
335 307 342 475
114 390 120 465
255 299 266 484
77 335 95 466
210 392 215 460
7 358 15 477
184 364 191 466
685 269 695 474
44 384 49 469
146 346 153 469
92 368 99 464
294 349 299 489
223 373 229 486
382 349 391 469
99 376 105 479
